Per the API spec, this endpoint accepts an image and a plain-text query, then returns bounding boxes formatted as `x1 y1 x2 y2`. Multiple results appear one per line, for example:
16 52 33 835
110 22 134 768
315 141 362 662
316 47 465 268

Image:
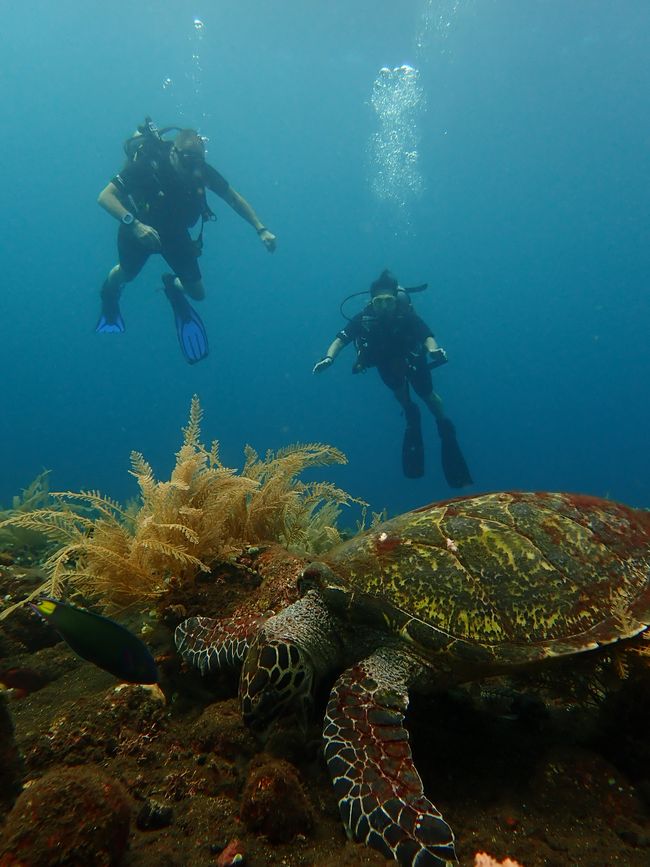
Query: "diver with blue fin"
95 118 276 362
313 270 472 487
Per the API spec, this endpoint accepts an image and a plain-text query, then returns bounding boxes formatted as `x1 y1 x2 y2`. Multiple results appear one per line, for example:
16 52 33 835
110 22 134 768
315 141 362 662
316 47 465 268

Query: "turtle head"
239 632 314 730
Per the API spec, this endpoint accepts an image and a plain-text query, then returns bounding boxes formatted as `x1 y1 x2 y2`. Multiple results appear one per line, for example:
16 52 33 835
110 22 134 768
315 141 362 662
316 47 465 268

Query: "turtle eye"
298 562 329 594
240 637 313 729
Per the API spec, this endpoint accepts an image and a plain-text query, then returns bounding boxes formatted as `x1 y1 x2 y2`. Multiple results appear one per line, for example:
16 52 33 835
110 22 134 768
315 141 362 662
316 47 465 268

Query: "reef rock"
0 765 131 866
0 692 22 814
240 756 314 843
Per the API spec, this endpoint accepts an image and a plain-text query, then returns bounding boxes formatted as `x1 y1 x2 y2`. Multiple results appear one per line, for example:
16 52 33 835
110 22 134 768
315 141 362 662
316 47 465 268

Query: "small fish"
30 598 158 684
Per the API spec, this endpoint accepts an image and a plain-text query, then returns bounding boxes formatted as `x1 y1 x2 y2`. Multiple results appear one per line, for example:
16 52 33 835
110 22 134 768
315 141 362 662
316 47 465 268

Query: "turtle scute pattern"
175 492 650 867
320 492 650 661
323 647 457 866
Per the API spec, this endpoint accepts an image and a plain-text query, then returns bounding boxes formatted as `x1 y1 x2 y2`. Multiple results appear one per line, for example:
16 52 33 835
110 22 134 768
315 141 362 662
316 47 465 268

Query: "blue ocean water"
2 0 649 521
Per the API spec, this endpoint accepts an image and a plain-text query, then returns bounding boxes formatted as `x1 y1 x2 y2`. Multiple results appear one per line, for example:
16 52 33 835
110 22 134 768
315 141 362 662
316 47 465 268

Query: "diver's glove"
313 356 333 374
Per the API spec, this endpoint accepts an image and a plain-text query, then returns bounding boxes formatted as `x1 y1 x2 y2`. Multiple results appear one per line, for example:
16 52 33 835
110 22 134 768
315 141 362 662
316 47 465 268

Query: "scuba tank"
121 117 215 254
123 116 182 163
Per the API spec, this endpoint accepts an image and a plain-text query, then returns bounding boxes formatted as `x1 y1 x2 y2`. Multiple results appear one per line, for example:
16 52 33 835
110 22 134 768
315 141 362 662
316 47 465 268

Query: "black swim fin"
162 274 209 364
437 417 472 488
95 281 125 333
402 404 424 478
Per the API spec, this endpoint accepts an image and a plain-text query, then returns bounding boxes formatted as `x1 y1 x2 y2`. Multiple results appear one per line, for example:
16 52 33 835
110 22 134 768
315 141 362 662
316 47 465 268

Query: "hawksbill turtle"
175 491 650 866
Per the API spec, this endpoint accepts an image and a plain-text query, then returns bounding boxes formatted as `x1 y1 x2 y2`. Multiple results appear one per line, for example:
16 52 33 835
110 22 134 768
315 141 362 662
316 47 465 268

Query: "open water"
2 0 649 519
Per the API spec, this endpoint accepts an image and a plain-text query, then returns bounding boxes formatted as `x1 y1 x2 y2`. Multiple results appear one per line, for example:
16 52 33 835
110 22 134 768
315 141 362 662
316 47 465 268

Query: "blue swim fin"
95 282 125 333
162 274 209 364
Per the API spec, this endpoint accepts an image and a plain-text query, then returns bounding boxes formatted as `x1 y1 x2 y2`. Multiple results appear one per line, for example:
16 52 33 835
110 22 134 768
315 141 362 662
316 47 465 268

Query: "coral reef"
2 426 650 866
0 693 22 815
0 397 362 617
240 756 314 842
0 547 649 865
0 766 131 866
0 471 53 556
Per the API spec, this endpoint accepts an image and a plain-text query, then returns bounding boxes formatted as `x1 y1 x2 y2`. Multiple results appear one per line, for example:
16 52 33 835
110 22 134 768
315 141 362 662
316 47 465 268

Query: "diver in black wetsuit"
313 270 472 487
95 121 275 363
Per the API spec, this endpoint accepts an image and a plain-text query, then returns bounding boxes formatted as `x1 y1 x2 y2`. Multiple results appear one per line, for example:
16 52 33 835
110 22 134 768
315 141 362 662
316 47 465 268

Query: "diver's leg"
398 384 425 479
378 362 411 411
409 357 471 487
393 382 420 424
105 263 125 291
164 275 205 301
96 264 129 333
418 387 473 488
96 229 148 333
423 391 445 423
382 366 420 427
160 235 210 364
177 278 205 300
409 356 444 422
379 364 424 478
162 231 205 300
96 268 126 333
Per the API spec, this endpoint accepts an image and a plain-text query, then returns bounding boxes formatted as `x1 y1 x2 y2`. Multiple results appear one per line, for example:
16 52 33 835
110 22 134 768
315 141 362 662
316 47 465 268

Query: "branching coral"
0 470 54 553
0 397 363 617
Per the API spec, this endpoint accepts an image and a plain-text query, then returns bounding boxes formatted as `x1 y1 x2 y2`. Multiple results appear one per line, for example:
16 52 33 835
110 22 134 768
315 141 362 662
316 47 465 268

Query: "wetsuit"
112 142 229 283
338 303 436 397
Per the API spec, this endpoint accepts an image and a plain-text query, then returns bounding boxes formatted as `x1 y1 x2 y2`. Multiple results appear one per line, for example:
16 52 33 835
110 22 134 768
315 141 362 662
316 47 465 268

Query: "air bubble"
367 64 425 210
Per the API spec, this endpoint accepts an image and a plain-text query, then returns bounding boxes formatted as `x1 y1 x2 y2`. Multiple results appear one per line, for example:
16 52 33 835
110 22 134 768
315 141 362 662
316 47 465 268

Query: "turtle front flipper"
324 647 457 866
175 613 266 674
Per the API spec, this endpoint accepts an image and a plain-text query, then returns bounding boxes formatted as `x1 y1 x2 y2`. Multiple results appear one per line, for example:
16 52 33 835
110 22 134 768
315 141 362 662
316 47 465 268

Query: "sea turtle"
175 491 650 866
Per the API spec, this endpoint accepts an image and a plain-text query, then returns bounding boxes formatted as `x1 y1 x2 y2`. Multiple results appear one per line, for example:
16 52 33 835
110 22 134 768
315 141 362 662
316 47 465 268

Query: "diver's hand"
428 347 448 369
313 356 333 375
133 220 162 251
258 227 276 253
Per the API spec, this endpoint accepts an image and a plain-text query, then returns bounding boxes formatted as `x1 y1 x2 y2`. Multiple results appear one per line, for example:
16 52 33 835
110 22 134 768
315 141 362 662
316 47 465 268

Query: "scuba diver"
313 270 472 487
95 118 276 364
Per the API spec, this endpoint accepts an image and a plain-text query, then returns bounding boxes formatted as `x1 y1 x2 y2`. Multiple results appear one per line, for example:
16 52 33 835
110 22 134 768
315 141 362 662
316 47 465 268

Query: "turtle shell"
310 492 650 671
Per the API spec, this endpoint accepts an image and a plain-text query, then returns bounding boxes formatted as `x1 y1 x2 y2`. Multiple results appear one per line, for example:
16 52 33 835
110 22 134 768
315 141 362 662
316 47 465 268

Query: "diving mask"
371 293 397 314
173 146 205 171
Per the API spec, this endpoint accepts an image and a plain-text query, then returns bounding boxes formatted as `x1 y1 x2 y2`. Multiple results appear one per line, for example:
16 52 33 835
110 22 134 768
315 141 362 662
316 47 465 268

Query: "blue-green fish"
30 598 158 684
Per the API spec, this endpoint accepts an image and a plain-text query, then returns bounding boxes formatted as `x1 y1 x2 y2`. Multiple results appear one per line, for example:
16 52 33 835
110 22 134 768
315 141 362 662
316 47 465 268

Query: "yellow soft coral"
0 397 363 616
